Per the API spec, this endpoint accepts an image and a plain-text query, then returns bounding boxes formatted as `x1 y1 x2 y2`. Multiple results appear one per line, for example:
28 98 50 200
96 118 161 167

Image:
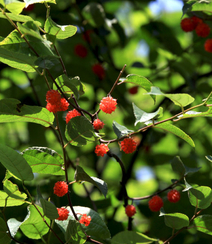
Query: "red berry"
167 189 181 203
57 207 69 221
128 86 138 95
59 98 69 111
125 205 136 217
120 138 137 154
191 16 203 28
93 119 104 130
92 64 105 80
204 39 212 52
99 96 117 114
195 22 210 37
148 195 163 212
181 18 195 32
46 90 61 105
66 109 81 124
46 103 60 113
74 44 88 58
53 181 68 197
95 144 109 157
79 214 91 226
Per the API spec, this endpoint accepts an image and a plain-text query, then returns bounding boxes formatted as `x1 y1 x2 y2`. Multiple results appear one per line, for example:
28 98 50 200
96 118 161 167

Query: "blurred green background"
1 0 212 243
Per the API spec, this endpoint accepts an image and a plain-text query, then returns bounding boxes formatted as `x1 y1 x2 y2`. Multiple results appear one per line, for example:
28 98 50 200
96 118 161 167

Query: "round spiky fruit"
53 181 68 197
167 189 181 203
95 144 109 157
99 96 117 114
57 207 69 221
148 195 163 212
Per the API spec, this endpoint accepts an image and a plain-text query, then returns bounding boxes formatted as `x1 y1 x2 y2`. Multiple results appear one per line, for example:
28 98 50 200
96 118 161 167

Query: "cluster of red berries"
79 213 92 226
66 109 81 124
148 189 181 212
181 16 212 53
46 90 69 113
53 181 68 197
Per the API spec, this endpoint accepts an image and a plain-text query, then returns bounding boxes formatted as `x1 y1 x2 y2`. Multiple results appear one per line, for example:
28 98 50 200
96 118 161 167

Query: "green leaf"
111 230 159 244
194 215 212 236
0 12 41 26
21 147 65 175
40 199 59 220
3 179 27 200
161 212 189 230
65 219 86 244
3 0 25 15
7 218 22 238
112 121 134 139
189 186 212 209
74 165 107 198
24 0 56 8
34 55 60 69
182 1 196 17
65 116 96 146
183 178 193 192
0 98 54 127
0 30 37 72
123 74 153 92
177 107 212 120
83 3 105 27
133 103 163 126
0 144 34 181
154 122 195 147
55 74 84 99
0 217 11 244
147 87 195 107
56 206 111 244
191 1 212 13
0 190 26 207
44 17 77 40
171 156 186 177
20 205 50 239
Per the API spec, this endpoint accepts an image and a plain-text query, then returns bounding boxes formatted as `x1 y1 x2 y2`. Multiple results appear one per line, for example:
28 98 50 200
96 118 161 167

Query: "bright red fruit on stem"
167 189 181 203
74 44 88 58
92 63 105 80
204 39 212 52
79 214 91 226
195 23 210 37
181 18 196 32
99 96 117 114
95 144 109 157
125 205 136 217
57 207 69 221
46 90 61 104
66 109 81 124
93 119 104 130
148 195 164 212
121 138 137 154
53 181 68 197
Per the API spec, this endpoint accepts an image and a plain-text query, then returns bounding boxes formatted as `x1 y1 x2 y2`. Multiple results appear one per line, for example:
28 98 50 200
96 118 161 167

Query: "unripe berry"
93 119 104 130
92 64 105 80
95 144 109 157
66 109 81 124
195 22 210 37
181 18 195 32
120 138 137 154
57 207 69 221
167 189 180 203
79 214 91 226
125 205 136 217
204 39 212 52
148 195 163 212
74 44 88 58
99 96 117 114
53 181 68 197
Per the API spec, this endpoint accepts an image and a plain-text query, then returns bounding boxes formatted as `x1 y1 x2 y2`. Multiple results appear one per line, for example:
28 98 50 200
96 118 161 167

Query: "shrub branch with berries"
0 1 212 244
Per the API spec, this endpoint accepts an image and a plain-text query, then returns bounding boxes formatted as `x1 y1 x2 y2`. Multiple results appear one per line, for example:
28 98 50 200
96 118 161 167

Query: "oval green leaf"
164 213 189 230
189 186 212 209
0 144 34 181
112 121 134 139
194 215 212 236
